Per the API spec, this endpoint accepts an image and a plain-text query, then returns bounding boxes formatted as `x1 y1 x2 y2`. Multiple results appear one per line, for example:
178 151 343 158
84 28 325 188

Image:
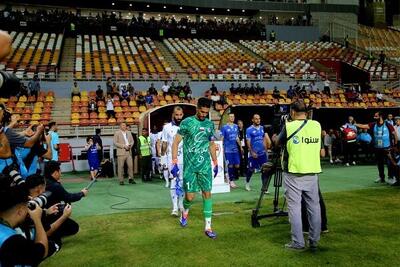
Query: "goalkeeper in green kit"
171 97 219 239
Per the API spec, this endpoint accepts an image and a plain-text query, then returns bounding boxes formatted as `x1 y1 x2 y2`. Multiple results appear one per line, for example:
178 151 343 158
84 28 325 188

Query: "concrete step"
234 42 271 68
59 37 76 75
155 40 189 79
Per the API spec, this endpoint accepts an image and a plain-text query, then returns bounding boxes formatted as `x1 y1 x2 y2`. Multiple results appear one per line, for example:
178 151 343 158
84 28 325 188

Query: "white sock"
163 170 169 183
205 218 212 230
170 189 178 211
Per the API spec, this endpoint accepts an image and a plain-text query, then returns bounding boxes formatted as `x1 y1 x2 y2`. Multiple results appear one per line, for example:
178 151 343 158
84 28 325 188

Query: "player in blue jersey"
220 113 243 188
245 114 271 191
85 136 101 180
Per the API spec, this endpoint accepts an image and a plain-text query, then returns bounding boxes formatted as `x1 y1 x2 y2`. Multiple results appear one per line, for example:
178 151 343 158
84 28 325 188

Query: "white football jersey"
161 121 183 162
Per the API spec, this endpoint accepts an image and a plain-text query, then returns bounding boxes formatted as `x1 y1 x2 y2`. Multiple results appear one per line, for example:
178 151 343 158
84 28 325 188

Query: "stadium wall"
266 25 320 41
38 81 329 97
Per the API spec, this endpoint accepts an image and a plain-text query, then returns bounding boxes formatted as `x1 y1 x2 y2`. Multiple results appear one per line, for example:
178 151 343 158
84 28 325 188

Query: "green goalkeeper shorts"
183 167 212 193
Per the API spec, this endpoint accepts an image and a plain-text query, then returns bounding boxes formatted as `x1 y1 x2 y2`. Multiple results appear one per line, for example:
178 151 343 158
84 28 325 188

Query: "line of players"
152 107 272 218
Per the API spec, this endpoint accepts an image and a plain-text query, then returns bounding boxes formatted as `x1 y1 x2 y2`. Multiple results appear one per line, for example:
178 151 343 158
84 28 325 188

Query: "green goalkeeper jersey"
178 115 215 172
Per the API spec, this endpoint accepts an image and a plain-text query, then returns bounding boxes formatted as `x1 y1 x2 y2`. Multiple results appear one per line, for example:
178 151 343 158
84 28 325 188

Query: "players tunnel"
139 103 197 133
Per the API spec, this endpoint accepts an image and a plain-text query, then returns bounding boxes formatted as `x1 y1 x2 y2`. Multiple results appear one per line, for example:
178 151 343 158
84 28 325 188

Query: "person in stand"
71 81 80 98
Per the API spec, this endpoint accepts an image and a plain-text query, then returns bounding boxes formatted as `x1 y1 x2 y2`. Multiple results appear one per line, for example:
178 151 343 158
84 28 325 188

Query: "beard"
174 118 182 126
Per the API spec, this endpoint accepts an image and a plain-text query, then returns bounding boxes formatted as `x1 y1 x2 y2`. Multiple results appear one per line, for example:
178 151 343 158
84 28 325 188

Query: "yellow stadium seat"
138 106 147 113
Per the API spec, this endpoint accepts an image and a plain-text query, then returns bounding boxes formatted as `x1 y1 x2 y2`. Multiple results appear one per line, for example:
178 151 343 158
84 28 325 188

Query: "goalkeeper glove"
213 159 218 178
171 159 179 178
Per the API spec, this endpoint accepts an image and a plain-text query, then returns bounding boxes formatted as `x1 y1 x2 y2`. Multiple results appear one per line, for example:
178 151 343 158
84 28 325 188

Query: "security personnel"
138 128 152 182
273 100 325 251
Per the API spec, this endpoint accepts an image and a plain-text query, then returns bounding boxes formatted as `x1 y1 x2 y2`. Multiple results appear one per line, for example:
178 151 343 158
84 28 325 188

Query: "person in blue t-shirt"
245 114 271 191
220 113 243 189
85 137 101 180
47 122 60 162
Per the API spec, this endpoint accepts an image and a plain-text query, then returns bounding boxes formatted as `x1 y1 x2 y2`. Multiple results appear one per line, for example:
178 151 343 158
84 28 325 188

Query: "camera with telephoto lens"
0 70 21 98
57 201 66 215
27 191 52 210
2 165 24 187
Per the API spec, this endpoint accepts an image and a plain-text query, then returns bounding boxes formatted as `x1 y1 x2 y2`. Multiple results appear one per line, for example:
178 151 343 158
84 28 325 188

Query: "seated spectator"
148 83 157 96
376 92 384 102
183 82 191 97
169 82 176 95
111 82 119 97
127 83 135 96
119 83 129 99
243 83 249 94
106 77 113 95
210 83 218 95
136 94 146 106
178 88 186 100
71 82 80 98
309 81 319 94
237 83 243 94
96 85 104 101
296 85 307 98
210 92 220 107
185 86 192 100
256 83 265 94
287 85 295 99
145 93 153 105
273 86 282 99
218 91 228 107
88 99 97 113
229 83 236 94
19 83 29 97
249 83 256 95
175 82 183 96
106 95 115 118
161 81 170 97
323 78 331 96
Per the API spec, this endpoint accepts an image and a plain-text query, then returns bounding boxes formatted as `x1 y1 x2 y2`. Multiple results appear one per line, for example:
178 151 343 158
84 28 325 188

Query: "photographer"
273 100 325 250
13 124 52 179
0 173 48 266
25 174 73 246
45 161 88 206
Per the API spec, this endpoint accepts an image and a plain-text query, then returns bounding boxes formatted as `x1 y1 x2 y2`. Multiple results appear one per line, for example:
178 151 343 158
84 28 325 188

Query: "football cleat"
204 229 217 239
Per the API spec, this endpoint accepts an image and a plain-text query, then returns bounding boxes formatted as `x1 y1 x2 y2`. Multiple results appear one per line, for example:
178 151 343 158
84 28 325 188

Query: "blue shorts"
248 153 267 170
225 152 241 166
89 159 100 171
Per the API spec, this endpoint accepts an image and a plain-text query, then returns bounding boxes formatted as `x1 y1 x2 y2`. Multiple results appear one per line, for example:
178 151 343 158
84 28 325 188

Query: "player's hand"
213 159 219 178
251 151 258 159
81 189 89 197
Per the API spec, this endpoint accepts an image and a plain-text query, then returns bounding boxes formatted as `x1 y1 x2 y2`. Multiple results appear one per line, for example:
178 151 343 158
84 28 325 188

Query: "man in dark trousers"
138 128 152 182
355 111 398 183
93 128 103 162
44 161 88 243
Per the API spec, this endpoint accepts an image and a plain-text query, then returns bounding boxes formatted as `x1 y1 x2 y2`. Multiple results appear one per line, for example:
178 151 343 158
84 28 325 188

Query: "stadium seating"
0 32 63 79
240 40 398 80
74 35 174 80
70 90 196 126
164 38 259 80
2 91 54 125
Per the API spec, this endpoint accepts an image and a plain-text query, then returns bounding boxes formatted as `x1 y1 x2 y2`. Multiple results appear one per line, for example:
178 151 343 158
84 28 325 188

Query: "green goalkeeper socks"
183 198 192 212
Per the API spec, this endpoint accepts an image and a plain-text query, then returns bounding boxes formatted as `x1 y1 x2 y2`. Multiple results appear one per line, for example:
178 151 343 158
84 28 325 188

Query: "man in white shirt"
161 106 184 216
323 79 331 96
161 81 170 97
149 125 161 179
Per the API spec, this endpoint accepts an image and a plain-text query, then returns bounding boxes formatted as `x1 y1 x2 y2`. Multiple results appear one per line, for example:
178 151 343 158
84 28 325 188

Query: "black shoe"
128 179 136 184
119 181 125 185
391 181 400 186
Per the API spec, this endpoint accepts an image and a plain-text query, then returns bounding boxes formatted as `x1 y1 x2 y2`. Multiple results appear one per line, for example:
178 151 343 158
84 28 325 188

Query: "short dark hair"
86 136 93 142
44 161 61 179
48 121 57 129
290 99 307 112
25 174 45 190
0 174 29 212
142 127 148 131
95 128 101 135
197 97 212 109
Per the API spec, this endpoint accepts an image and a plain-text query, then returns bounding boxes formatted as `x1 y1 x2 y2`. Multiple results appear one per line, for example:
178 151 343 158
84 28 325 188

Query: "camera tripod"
251 160 288 228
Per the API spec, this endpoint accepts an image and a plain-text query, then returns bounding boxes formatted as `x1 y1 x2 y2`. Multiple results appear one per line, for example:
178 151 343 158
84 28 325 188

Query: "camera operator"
0 173 48 266
44 161 88 239
10 123 52 178
25 174 73 247
272 99 325 250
